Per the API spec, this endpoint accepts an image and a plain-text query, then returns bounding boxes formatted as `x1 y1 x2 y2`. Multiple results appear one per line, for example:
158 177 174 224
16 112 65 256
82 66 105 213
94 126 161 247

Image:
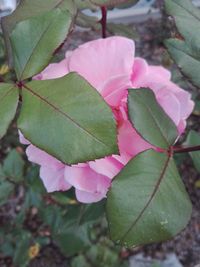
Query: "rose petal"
64 165 111 194
75 189 105 203
18 131 30 145
26 145 63 168
89 156 123 179
40 165 71 192
34 59 69 80
68 36 135 90
118 120 153 157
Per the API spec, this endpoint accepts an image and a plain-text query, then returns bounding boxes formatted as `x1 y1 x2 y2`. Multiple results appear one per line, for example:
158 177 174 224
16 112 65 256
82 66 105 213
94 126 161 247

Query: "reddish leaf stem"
173 145 200 154
100 6 107 38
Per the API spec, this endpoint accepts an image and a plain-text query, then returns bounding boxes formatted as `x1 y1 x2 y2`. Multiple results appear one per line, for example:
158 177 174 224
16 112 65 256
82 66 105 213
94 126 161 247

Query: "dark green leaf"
3 149 24 182
0 242 14 257
0 180 14 206
80 201 105 224
185 130 200 173
0 83 18 139
86 244 120 267
128 89 178 149
13 231 31 267
54 225 90 256
107 150 192 247
51 191 76 205
18 73 118 164
40 205 63 233
10 8 71 80
0 164 6 180
71 255 90 267
25 165 45 193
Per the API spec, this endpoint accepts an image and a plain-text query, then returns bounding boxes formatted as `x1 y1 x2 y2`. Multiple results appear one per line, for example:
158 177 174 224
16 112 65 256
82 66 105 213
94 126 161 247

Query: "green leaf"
54 225 90 256
0 164 6 181
165 0 200 40
106 150 192 247
71 255 90 267
128 89 178 149
0 180 14 206
49 205 91 256
165 39 200 88
13 231 31 267
0 83 18 139
79 201 105 224
185 130 200 173
164 0 200 88
3 149 25 182
18 73 118 164
10 8 71 80
1 0 76 67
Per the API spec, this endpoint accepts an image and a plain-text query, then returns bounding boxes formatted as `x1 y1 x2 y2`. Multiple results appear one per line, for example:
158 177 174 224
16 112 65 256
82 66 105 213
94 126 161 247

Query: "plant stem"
100 6 107 38
173 145 200 154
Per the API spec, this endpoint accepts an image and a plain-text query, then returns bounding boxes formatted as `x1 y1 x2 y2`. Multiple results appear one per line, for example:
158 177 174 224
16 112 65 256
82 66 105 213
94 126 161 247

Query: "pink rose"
20 36 194 203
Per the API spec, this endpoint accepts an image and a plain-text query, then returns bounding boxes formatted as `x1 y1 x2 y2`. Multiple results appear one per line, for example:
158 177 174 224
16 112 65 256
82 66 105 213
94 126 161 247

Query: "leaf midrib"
14 9 65 79
120 153 171 243
130 92 173 147
167 39 200 61
0 86 16 103
22 84 109 149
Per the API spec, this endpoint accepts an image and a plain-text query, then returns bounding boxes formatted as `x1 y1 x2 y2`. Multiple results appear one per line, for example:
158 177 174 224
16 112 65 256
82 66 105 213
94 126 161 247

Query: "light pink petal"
26 145 63 168
64 165 111 194
149 66 171 81
132 58 171 93
75 189 105 203
68 36 135 90
131 57 149 87
118 120 153 157
156 89 181 126
113 153 131 165
175 91 194 119
34 59 69 80
89 156 123 179
40 166 71 193
101 75 132 107
178 120 187 135
18 131 30 145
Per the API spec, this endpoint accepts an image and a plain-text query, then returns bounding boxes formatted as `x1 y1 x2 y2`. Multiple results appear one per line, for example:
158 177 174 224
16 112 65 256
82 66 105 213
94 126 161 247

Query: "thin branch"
100 6 107 38
173 145 200 154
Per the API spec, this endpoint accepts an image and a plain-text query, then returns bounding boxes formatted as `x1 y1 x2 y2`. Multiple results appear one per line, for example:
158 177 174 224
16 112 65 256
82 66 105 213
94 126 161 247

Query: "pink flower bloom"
20 36 194 203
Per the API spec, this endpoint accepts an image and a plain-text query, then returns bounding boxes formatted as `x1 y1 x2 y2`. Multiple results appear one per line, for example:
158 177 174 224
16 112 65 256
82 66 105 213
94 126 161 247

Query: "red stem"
100 6 107 38
173 145 200 154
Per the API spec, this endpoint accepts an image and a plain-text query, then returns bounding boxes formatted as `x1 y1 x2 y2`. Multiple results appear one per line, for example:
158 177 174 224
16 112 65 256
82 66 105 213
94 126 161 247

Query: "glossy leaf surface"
10 8 71 80
18 73 118 164
107 150 192 247
128 89 178 149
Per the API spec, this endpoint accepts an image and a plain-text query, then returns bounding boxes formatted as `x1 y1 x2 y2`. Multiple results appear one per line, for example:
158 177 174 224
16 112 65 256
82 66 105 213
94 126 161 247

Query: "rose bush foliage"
20 36 194 203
